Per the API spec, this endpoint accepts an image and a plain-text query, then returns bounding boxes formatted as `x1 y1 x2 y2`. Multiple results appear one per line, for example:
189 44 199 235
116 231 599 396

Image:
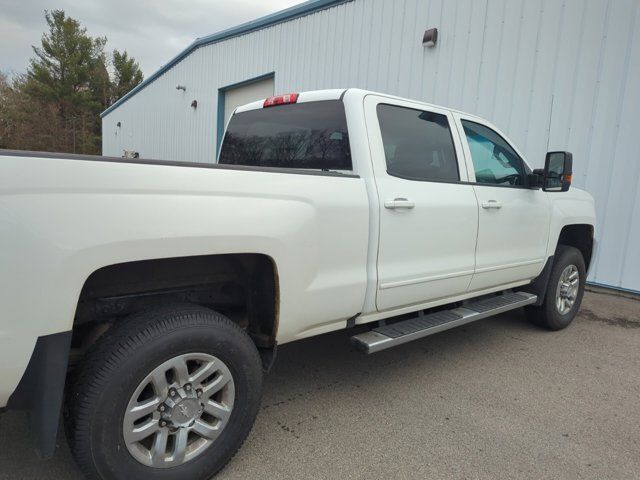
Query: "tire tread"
525 245 586 330
66 304 261 480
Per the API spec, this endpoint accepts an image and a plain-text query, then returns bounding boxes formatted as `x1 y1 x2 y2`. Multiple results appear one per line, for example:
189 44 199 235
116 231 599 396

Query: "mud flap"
7 331 72 458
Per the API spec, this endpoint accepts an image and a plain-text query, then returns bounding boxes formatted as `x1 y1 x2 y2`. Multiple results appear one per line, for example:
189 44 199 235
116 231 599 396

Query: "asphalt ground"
1 290 639 479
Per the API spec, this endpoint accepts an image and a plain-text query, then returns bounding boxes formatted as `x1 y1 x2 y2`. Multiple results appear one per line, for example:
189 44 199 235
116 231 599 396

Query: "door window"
461 120 528 187
377 104 459 182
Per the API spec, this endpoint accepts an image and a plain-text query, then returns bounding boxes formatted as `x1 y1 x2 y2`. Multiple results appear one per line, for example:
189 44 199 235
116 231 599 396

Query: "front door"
365 96 479 312
454 115 550 292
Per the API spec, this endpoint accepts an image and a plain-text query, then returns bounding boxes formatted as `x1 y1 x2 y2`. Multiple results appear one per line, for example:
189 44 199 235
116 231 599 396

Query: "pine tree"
1 10 144 154
26 10 107 116
111 49 144 102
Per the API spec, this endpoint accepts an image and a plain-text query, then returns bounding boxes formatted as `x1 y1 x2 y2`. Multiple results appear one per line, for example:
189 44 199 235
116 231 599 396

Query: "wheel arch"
556 224 594 272
523 223 594 305
8 252 279 461
72 253 280 355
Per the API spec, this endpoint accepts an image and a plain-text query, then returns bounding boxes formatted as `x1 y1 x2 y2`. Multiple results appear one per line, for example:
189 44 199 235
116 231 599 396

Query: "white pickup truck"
0 88 595 479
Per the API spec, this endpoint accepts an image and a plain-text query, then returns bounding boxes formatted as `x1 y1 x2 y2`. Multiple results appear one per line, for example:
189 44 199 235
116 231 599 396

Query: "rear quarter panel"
0 155 369 404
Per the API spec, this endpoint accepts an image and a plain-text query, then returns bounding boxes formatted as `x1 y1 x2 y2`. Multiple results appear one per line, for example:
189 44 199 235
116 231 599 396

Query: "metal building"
101 0 640 294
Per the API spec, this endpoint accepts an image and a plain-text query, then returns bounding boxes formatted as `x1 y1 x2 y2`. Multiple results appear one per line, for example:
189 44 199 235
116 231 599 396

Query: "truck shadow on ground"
261 309 538 409
0 312 592 479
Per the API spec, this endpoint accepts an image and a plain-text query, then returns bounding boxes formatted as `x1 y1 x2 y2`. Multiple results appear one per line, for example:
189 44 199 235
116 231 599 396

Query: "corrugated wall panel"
617 5 640 291
600 4 639 290
102 0 640 292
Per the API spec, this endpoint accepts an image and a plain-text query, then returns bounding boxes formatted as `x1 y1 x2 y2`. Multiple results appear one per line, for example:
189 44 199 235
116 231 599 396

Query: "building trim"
100 0 352 118
216 72 275 158
586 281 640 297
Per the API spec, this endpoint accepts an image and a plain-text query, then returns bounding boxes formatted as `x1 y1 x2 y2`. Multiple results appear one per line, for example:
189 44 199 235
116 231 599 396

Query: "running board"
351 292 537 354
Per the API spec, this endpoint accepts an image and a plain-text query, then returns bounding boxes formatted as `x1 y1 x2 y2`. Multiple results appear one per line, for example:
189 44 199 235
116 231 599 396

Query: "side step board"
351 292 537 354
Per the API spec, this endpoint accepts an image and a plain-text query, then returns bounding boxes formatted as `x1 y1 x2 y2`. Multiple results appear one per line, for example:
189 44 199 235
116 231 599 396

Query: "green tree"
26 10 107 115
92 52 112 112
0 72 15 149
111 49 144 102
22 10 109 153
0 10 144 154
0 72 64 152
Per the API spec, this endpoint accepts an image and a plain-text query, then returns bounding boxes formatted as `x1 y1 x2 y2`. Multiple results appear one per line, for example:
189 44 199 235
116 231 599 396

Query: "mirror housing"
543 151 573 192
527 171 544 189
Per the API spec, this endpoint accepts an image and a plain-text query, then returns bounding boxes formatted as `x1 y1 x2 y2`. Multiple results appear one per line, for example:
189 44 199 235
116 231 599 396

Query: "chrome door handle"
481 200 502 209
384 198 415 209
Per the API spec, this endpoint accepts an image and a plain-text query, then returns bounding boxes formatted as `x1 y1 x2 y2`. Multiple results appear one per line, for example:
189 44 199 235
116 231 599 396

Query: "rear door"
365 96 479 312
453 114 550 291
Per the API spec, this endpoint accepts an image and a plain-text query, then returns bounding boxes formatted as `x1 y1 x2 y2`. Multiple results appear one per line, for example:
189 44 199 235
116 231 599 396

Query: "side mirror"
543 151 573 192
527 172 544 189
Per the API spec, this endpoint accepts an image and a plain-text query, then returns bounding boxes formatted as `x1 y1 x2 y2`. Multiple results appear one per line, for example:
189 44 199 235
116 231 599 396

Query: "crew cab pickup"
0 89 595 479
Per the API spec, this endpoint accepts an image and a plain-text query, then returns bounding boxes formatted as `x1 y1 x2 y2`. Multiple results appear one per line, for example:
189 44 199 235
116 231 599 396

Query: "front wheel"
526 245 586 330
66 304 263 480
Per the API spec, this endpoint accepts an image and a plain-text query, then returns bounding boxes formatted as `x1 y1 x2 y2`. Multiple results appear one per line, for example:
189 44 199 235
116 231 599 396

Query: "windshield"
218 100 352 171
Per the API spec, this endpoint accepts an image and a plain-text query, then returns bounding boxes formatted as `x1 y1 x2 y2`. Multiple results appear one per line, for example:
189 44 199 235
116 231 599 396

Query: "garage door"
223 77 275 129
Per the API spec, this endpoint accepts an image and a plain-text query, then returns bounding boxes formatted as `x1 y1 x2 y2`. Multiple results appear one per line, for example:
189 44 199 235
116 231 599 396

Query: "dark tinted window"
462 120 528 186
219 100 351 170
376 104 459 182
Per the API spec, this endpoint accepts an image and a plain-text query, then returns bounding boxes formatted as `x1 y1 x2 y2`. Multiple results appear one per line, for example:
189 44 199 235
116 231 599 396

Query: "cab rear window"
218 100 352 171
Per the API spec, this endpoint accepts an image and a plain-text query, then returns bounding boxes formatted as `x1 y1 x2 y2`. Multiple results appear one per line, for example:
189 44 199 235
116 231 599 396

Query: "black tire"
66 304 263 480
525 245 586 330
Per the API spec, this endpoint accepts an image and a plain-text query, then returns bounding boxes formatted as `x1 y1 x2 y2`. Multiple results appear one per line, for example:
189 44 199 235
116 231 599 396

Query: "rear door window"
376 104 460 182
218 100 352 171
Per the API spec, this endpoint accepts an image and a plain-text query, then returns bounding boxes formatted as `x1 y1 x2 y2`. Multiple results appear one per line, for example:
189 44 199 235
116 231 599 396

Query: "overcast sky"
0 0 302 77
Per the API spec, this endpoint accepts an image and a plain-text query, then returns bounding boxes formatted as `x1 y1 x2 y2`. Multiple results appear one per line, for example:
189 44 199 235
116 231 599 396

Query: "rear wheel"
526 245 586 330
66 304 263 480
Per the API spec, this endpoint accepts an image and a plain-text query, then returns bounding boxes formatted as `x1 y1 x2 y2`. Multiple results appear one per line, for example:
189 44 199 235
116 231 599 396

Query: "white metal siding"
102 0 640 292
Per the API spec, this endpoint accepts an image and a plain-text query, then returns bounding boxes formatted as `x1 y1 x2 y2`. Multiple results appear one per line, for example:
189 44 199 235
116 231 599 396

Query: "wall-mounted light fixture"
191 100 198 109
176 84 186 91
116 121 121 127
423 28 438 47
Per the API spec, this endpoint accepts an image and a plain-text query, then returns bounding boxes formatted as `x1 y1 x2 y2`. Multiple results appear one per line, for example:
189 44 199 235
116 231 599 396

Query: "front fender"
546 187 596 258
